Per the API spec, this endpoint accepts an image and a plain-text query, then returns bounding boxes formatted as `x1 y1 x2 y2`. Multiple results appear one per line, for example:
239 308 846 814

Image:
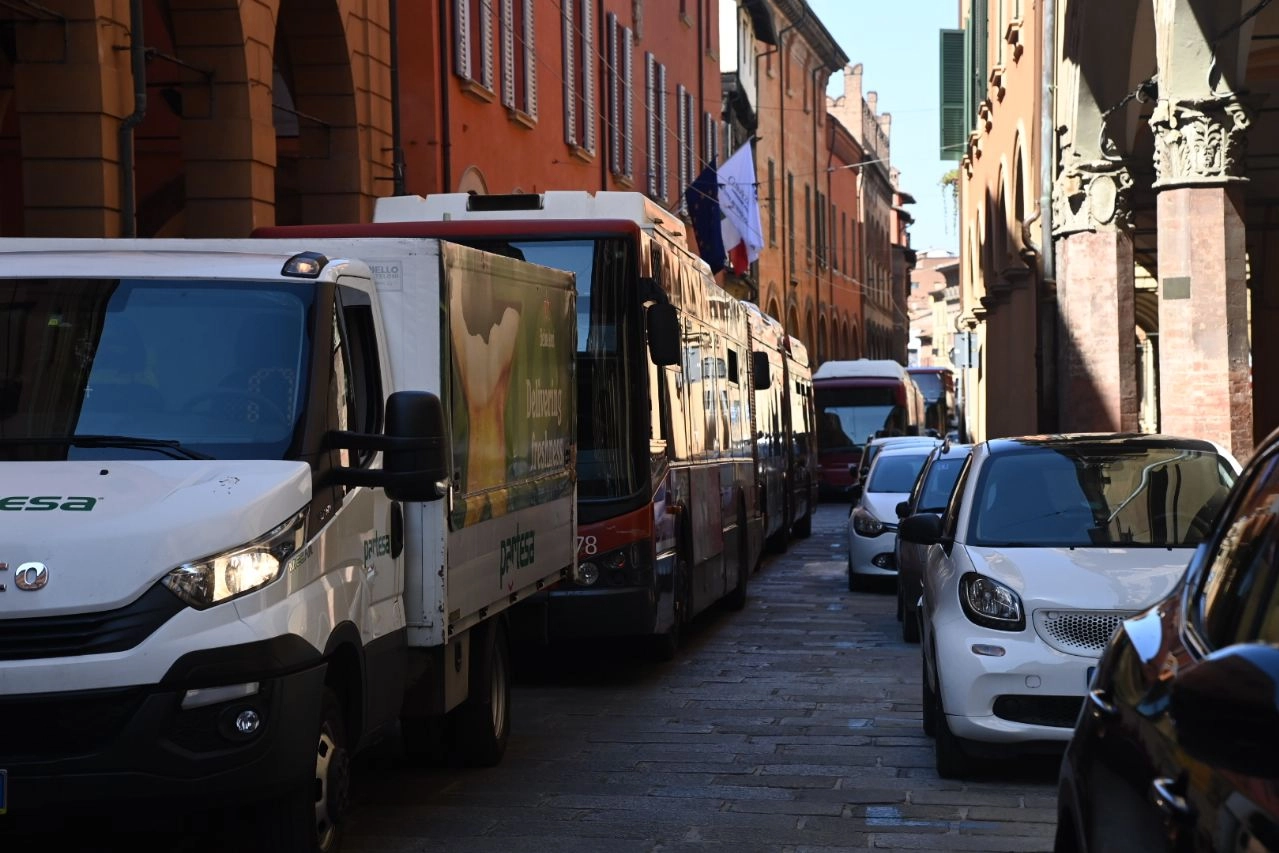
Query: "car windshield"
917 454 970 511
969 444 1237 547
868 451 931 493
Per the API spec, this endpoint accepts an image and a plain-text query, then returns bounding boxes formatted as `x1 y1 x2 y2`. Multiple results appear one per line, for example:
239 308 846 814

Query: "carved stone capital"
1052 159 1133 236
1148 96 1252 189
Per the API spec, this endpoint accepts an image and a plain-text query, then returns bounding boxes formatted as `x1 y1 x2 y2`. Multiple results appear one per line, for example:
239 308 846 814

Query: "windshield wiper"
0 435 213 460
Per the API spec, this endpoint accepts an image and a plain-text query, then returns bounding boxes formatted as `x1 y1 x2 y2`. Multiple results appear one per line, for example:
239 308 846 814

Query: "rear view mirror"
898 513 943 545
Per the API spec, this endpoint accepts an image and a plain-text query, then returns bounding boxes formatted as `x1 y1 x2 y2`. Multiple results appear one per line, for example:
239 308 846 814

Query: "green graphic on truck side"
443 242 576 531
499 524 535 586
0 496 97 511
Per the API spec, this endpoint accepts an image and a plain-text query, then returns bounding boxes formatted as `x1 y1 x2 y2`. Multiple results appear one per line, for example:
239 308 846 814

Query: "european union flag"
684 160 726 274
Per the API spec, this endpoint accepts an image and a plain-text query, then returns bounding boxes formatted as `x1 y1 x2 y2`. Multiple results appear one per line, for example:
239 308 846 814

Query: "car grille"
1033 609 1133 656
993 694 1083 728
0 584 185 661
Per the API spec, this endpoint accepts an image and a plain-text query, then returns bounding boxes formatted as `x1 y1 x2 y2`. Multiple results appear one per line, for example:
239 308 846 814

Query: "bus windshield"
815 386 903 451
479 238 644 504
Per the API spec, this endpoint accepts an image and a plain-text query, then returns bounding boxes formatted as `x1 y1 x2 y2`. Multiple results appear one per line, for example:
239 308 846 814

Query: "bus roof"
813 359 911 382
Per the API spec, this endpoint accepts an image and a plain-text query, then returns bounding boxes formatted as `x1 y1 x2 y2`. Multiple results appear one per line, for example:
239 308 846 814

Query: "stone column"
1053 158 1139 433
1150 96 1253 460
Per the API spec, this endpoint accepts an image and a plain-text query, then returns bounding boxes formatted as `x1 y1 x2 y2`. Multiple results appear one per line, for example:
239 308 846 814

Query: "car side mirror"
1170 643 1279 777
898 513 943 545
896 500 910 520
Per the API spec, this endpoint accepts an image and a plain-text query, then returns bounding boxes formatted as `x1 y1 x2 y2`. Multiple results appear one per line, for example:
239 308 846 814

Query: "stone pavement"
344 504 1059 853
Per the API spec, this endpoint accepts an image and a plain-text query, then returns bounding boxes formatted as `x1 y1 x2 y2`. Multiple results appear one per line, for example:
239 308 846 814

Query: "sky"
807 0 960 256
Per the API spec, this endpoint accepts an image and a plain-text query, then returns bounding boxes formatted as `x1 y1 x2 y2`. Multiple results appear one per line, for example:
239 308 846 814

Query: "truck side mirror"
647 302 680 366
383 391 448 502
752 351 771 387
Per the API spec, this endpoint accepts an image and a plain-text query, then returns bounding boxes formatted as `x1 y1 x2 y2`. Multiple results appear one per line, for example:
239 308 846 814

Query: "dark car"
1055 431 1279 852
892 440 971 643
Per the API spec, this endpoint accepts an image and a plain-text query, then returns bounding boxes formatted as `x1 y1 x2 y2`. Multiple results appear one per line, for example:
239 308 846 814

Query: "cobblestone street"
343 504 1059 853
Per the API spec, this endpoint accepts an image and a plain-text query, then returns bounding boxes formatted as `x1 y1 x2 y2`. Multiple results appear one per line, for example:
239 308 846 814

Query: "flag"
685 159 726 274
717 144 765 273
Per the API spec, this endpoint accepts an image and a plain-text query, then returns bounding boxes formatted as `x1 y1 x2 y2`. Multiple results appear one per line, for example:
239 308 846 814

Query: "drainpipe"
119 0 146 238
389 0 406 195
438 0 452 191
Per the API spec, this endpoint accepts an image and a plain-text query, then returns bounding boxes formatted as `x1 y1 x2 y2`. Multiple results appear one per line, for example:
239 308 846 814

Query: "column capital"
1149 95 1253 189
1052 158 1134 236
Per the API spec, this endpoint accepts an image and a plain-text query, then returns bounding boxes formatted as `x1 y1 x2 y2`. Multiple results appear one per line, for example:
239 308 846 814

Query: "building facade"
945 0 1278 461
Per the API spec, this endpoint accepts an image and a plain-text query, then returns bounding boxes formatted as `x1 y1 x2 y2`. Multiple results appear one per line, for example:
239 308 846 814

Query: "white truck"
0 238 577 850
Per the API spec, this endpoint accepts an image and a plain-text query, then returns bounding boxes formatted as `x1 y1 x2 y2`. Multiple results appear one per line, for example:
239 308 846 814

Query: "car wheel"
921 651 937 737
934 695 974 779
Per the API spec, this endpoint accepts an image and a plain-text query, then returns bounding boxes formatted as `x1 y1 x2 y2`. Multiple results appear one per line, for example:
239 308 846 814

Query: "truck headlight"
163 511 306 609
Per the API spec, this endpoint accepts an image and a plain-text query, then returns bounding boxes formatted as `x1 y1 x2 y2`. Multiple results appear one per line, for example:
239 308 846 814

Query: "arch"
166 0 267 235
457 165 489 195
274 0 363 226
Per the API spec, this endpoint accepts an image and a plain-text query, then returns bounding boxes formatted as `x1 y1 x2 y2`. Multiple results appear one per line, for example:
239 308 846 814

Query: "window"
787 172 795 274
455 0 495 92
562 0 595 152
337 287 384 461
645 53 668 202
703 112 718 165
804 183 812 265
1197 453 1279 648
607 14 634 178
814 190 825 268
500 0 537 119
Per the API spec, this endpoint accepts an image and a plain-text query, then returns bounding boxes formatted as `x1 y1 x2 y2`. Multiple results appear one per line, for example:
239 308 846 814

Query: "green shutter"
939 29 966 161
972 0 988 121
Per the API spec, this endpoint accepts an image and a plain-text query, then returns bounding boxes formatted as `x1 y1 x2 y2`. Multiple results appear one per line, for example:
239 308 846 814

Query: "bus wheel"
726 504 749 611
450 619 511 767
652 545 690 662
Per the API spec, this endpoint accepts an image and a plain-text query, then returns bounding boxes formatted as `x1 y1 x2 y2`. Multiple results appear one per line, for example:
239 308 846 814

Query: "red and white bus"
743 302 818 549
812 359 926 499
258 191 766 658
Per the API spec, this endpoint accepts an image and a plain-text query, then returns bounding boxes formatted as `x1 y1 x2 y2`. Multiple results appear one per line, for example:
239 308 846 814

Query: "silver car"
846 440 940 591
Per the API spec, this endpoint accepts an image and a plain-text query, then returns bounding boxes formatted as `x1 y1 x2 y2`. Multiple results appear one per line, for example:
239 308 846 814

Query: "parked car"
1055 429 1279 853
847 439 941 591
899 433 1239 778
854 435 943 492
894 440 972 643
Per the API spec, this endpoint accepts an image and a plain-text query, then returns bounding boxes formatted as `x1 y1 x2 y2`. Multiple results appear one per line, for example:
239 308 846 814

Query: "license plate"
1 768 7 815
1086 666 1097 688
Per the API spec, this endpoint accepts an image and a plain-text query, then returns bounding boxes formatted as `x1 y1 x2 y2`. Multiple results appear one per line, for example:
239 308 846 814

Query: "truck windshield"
0 278 313 461
470 238 644 504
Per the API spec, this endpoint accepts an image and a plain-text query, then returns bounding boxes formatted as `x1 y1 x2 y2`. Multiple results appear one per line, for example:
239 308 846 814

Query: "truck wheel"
450 620 511 767
263 687 349 853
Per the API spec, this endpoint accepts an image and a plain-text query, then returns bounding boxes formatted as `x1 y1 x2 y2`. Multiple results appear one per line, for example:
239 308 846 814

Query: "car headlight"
959 572 1025 631
163 510 306 609
852 506 884 537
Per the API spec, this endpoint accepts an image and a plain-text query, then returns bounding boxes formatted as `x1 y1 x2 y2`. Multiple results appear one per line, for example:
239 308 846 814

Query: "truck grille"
0 687 147 757
1033 609 1133 656
0 584 184 661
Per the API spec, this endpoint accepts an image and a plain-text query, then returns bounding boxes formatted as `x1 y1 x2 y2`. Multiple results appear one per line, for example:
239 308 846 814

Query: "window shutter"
582 0 596 153
939 28 966 160
646 53 656 196
658 63 668 202
501 0 515 108
455 0 471 79
622 33 634 176
563 0 576 145
677 84 688 194
524 0 537 117
480 0 495 89
608 14 620 173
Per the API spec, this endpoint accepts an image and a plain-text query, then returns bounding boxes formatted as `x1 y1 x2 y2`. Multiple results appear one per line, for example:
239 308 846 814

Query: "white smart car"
900 433 1240 778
